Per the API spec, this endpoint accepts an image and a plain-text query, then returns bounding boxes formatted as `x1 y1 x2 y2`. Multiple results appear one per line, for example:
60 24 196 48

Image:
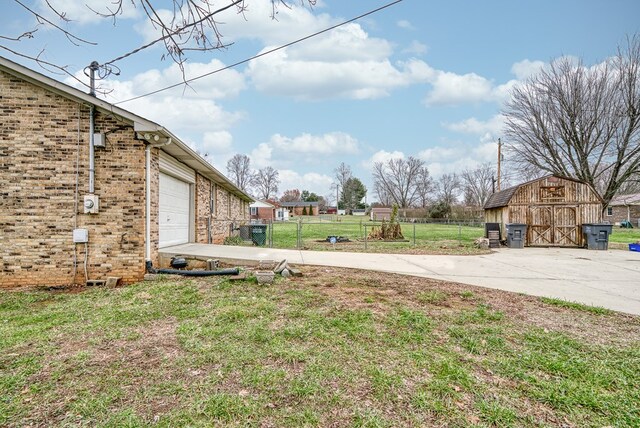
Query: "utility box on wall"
84 194 99 214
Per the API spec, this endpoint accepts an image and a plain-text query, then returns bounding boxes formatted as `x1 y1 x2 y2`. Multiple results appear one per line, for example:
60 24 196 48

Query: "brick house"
0 57 251 288
280 201 319 216
250 200 289 222
606 193 640 226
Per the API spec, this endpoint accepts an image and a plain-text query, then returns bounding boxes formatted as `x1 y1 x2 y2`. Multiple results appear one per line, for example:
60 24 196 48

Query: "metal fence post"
413 221 416 246
458 223 462 243
364 224 368 250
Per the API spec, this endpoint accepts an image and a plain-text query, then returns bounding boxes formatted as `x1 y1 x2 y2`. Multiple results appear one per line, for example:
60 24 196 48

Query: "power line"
114 0 403 105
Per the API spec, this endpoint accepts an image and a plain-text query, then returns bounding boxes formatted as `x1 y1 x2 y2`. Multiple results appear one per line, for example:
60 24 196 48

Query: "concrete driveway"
160 244 640 316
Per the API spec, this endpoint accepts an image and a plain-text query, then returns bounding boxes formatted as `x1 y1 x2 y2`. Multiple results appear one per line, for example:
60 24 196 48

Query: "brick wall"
209 186 248 244
607 206 640 226
195 173 212 243
1 70 146 287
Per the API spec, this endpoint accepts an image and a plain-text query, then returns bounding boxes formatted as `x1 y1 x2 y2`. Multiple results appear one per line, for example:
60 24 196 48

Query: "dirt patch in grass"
295 266 640 347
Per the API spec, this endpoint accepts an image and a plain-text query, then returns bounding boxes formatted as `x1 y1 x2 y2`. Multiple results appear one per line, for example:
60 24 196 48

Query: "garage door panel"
159 172 191 248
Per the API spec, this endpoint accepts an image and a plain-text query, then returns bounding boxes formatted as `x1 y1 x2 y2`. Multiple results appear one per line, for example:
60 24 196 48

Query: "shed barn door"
529 206 553 245
528 205 579 246
553 206 578 246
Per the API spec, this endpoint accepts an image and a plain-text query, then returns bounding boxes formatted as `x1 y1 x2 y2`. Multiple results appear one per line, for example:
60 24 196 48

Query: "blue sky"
3 0 639 202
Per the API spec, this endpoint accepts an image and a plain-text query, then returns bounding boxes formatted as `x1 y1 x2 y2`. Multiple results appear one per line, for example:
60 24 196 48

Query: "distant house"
250 200 289 222
371 207 392 221
280 201 319 216
352 209 367 216
606 193 640 226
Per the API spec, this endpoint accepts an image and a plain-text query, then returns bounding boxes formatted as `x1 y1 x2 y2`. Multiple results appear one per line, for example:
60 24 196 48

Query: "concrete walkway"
161 244 640 316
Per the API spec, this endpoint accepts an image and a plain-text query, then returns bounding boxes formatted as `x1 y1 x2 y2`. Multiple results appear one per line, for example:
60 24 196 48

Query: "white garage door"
159 172 191 247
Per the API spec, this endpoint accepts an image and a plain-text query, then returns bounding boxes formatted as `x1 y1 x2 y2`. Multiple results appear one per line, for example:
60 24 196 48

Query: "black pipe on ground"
146 261 239 277
154 268 239 276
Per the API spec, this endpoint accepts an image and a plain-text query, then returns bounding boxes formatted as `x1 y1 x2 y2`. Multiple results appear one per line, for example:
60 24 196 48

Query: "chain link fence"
213 217 486 252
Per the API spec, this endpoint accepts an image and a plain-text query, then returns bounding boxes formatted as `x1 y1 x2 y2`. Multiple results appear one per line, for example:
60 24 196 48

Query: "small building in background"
484 175 603 247
250 200 289 222
606 192 640 227
371 207 392 221
280 201 319 216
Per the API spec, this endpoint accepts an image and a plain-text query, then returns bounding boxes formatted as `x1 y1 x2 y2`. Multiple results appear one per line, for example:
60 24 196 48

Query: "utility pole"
497 138 502 192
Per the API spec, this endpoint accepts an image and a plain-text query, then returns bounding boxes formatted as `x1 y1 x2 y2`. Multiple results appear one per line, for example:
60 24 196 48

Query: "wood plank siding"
484 176 603 247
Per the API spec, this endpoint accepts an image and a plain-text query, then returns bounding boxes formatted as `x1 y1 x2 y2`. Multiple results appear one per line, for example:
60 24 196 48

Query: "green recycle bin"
251 225 267 246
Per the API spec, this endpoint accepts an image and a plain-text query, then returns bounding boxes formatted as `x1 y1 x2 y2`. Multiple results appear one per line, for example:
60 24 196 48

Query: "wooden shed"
484 175 603 247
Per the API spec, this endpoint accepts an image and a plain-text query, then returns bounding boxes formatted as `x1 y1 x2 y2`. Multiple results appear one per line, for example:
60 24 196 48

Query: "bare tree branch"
251 166 280 200
504 35 640 207
226 154 253 192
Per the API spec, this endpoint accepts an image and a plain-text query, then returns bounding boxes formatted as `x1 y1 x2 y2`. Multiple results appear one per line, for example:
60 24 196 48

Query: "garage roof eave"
0 55 253 203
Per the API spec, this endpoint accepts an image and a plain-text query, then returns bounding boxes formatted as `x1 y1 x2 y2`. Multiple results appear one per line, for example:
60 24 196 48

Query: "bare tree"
280 189 301 202
435 173 460 206
371 156 427 208
333 161 352 196
251 166 279 200
460 163 495 207
226 154 252 192
415 167 434 208
3 0 315 84
503 35 640 207
373 180 393 206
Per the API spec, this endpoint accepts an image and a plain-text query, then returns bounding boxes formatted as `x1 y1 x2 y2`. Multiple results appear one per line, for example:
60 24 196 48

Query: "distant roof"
609 192 640 206
280 201 319 207
250 200 275 208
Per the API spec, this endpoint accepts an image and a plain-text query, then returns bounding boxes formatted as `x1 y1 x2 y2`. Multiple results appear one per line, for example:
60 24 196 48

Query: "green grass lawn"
270 218 486 254
608 227 640 244
1 268 639 427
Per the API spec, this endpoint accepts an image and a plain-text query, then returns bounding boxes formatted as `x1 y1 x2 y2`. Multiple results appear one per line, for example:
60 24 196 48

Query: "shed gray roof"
483 185 520 209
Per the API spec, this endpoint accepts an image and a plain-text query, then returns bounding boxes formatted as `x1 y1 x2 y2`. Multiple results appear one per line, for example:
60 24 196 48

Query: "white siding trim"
159 151 195 183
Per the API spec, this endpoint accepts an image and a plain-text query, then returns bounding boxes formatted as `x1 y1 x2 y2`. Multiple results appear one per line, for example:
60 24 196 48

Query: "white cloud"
424 71 494 106
444 114 505 136
362 150 405 169
269 132 359 155
249 143 274 169
250 132 360 169
201 131 233 153
397 20 415 30
248 50 429 100
417 146 461 163
511 59 545 80
403 40 428 56
277 170 334 197
38 0 139 25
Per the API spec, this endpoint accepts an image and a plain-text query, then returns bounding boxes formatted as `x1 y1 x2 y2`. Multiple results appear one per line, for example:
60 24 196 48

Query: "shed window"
606 206 613 216
250 207 258 216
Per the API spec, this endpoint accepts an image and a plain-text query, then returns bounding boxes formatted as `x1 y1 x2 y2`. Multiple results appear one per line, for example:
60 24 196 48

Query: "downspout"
89 105 95 193
145 144 152 263
88 61 99 194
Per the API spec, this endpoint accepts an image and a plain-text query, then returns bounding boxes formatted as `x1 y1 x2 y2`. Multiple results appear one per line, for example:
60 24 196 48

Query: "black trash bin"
582 223 613 250
506 223 527 248
251 225 268 246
